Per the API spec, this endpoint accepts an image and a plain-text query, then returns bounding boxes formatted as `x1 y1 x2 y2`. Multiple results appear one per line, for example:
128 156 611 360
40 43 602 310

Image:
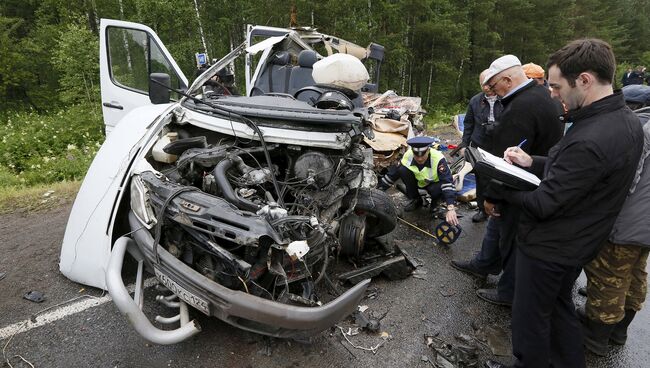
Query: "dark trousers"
470 216 502 274
475 171 487 212
494 203 519 301
496 247 516 301
512 248 586 368
396 164 443 202
466 143 487 213
470 203 517 302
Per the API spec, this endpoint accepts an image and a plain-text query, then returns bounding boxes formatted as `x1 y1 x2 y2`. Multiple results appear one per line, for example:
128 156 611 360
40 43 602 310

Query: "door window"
106 27 184 99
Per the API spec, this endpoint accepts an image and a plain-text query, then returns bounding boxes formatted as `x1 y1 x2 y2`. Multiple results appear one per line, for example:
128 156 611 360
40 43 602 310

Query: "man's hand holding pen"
504 144 533 167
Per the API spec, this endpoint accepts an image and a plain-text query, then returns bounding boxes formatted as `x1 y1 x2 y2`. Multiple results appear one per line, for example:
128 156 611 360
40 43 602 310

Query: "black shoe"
476 289 512 307
582 317 615 356
484 360 510 368
450 260 488 279
578 286 587 296
404 198 423 212
472 210 488 223
610 309 636 345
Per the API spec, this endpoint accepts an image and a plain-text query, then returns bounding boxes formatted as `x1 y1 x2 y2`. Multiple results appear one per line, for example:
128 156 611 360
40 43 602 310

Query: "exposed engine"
130 124 387 307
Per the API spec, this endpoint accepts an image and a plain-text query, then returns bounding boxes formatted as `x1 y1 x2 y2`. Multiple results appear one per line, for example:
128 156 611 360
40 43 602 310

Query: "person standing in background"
622 67 633 86
522 63 547 86
580 90 650 357
460 69 504 223
628 66 645 85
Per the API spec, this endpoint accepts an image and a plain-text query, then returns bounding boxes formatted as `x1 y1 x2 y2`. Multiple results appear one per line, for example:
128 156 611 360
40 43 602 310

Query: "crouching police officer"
378 137 459 226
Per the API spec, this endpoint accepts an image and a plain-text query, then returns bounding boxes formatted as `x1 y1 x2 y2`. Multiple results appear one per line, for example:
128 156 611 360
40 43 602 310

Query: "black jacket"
482 81 564 256
628 71 645 85
489 81 564 157
503 92 644 266
461 92 504 150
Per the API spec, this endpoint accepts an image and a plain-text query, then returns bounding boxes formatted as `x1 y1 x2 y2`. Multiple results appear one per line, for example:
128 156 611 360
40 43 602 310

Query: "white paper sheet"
477 147 541 186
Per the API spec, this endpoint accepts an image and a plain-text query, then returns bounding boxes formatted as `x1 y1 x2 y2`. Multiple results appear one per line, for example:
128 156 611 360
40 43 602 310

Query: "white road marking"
0 278 158 340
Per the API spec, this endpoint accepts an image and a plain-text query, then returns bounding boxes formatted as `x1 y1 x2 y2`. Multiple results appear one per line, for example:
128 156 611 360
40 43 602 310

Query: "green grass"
0 180 80 214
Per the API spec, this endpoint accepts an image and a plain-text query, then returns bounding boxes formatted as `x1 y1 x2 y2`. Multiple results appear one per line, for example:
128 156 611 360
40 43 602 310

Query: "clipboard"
466 146 541 191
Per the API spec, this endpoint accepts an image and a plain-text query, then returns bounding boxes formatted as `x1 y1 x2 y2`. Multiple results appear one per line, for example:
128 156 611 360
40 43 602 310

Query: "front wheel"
341 188 397 238
338 213 366 257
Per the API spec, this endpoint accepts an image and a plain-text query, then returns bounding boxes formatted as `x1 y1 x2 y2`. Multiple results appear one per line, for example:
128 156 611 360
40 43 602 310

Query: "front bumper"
126 211 369 338
106 236 202 344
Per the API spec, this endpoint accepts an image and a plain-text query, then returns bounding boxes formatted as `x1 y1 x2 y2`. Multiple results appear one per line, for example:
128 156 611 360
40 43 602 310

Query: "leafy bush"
0 165 22 187
0 103 104 187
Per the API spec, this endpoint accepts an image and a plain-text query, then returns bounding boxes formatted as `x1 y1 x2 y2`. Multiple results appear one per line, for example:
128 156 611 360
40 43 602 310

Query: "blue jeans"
470 216 502 274
470 212 516 302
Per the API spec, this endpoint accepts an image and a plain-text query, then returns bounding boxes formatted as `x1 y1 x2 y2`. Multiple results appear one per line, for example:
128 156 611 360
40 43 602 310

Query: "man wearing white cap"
465 54 563 309
474 56 562 368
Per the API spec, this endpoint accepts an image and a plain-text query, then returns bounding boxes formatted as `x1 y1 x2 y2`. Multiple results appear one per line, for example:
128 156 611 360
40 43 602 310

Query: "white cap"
482 55 522 86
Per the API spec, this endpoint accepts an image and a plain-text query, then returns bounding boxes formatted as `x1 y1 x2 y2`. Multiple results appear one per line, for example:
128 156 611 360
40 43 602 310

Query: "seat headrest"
270 51 291 66
298 50 318 68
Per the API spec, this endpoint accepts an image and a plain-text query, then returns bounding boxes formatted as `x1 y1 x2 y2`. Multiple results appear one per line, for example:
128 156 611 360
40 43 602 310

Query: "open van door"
99 19 188 135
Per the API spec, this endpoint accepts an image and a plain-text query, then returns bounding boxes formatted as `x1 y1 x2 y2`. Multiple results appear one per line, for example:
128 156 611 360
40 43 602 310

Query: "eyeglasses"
487 76 507 91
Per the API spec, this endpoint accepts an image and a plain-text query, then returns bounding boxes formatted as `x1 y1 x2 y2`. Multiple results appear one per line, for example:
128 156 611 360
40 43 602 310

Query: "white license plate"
154 268 210 315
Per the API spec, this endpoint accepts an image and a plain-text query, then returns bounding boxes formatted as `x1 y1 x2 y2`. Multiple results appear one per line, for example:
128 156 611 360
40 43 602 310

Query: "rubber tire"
342 188 397 238
338 214 366 257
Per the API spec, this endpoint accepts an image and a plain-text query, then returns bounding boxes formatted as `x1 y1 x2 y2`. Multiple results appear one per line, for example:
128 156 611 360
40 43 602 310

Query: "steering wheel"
293 87 324 105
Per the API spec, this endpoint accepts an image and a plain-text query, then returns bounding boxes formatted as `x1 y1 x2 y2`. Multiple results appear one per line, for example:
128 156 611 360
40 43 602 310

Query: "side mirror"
149 73 171 104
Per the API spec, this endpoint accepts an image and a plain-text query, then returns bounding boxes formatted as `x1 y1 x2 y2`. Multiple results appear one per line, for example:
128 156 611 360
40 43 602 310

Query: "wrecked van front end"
106 95 396 342
62 18 399 344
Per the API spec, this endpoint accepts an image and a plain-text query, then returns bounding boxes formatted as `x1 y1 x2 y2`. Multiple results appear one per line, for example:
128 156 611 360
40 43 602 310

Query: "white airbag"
312 54 369 91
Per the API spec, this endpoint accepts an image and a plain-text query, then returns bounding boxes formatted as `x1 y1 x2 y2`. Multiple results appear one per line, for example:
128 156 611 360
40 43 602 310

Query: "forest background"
1 0 650 192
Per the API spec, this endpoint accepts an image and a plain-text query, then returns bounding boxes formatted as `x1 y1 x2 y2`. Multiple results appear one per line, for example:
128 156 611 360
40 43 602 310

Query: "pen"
517 139 527 149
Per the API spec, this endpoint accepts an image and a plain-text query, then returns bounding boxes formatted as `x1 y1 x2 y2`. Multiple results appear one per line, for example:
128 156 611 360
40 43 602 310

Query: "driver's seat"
288 50 318 96
252 51 292 95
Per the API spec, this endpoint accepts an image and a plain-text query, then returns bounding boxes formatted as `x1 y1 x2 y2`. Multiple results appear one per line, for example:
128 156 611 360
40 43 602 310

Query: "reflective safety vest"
401 148 444 188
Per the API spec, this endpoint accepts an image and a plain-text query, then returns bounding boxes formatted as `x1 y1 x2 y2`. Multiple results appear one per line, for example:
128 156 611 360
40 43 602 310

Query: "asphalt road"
1 193 649 368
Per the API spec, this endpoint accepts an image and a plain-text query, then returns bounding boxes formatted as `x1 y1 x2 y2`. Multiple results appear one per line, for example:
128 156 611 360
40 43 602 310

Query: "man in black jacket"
461 69 504 222
453 55 563 307
628 66 645 85
484 39 644 368
621 67 632 86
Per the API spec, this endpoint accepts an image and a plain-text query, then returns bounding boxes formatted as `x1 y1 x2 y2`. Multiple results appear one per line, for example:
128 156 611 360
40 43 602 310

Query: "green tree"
2 0 650 114
0 17 33 110
51 22 100 104
614 0 650 63
131 0 210 77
